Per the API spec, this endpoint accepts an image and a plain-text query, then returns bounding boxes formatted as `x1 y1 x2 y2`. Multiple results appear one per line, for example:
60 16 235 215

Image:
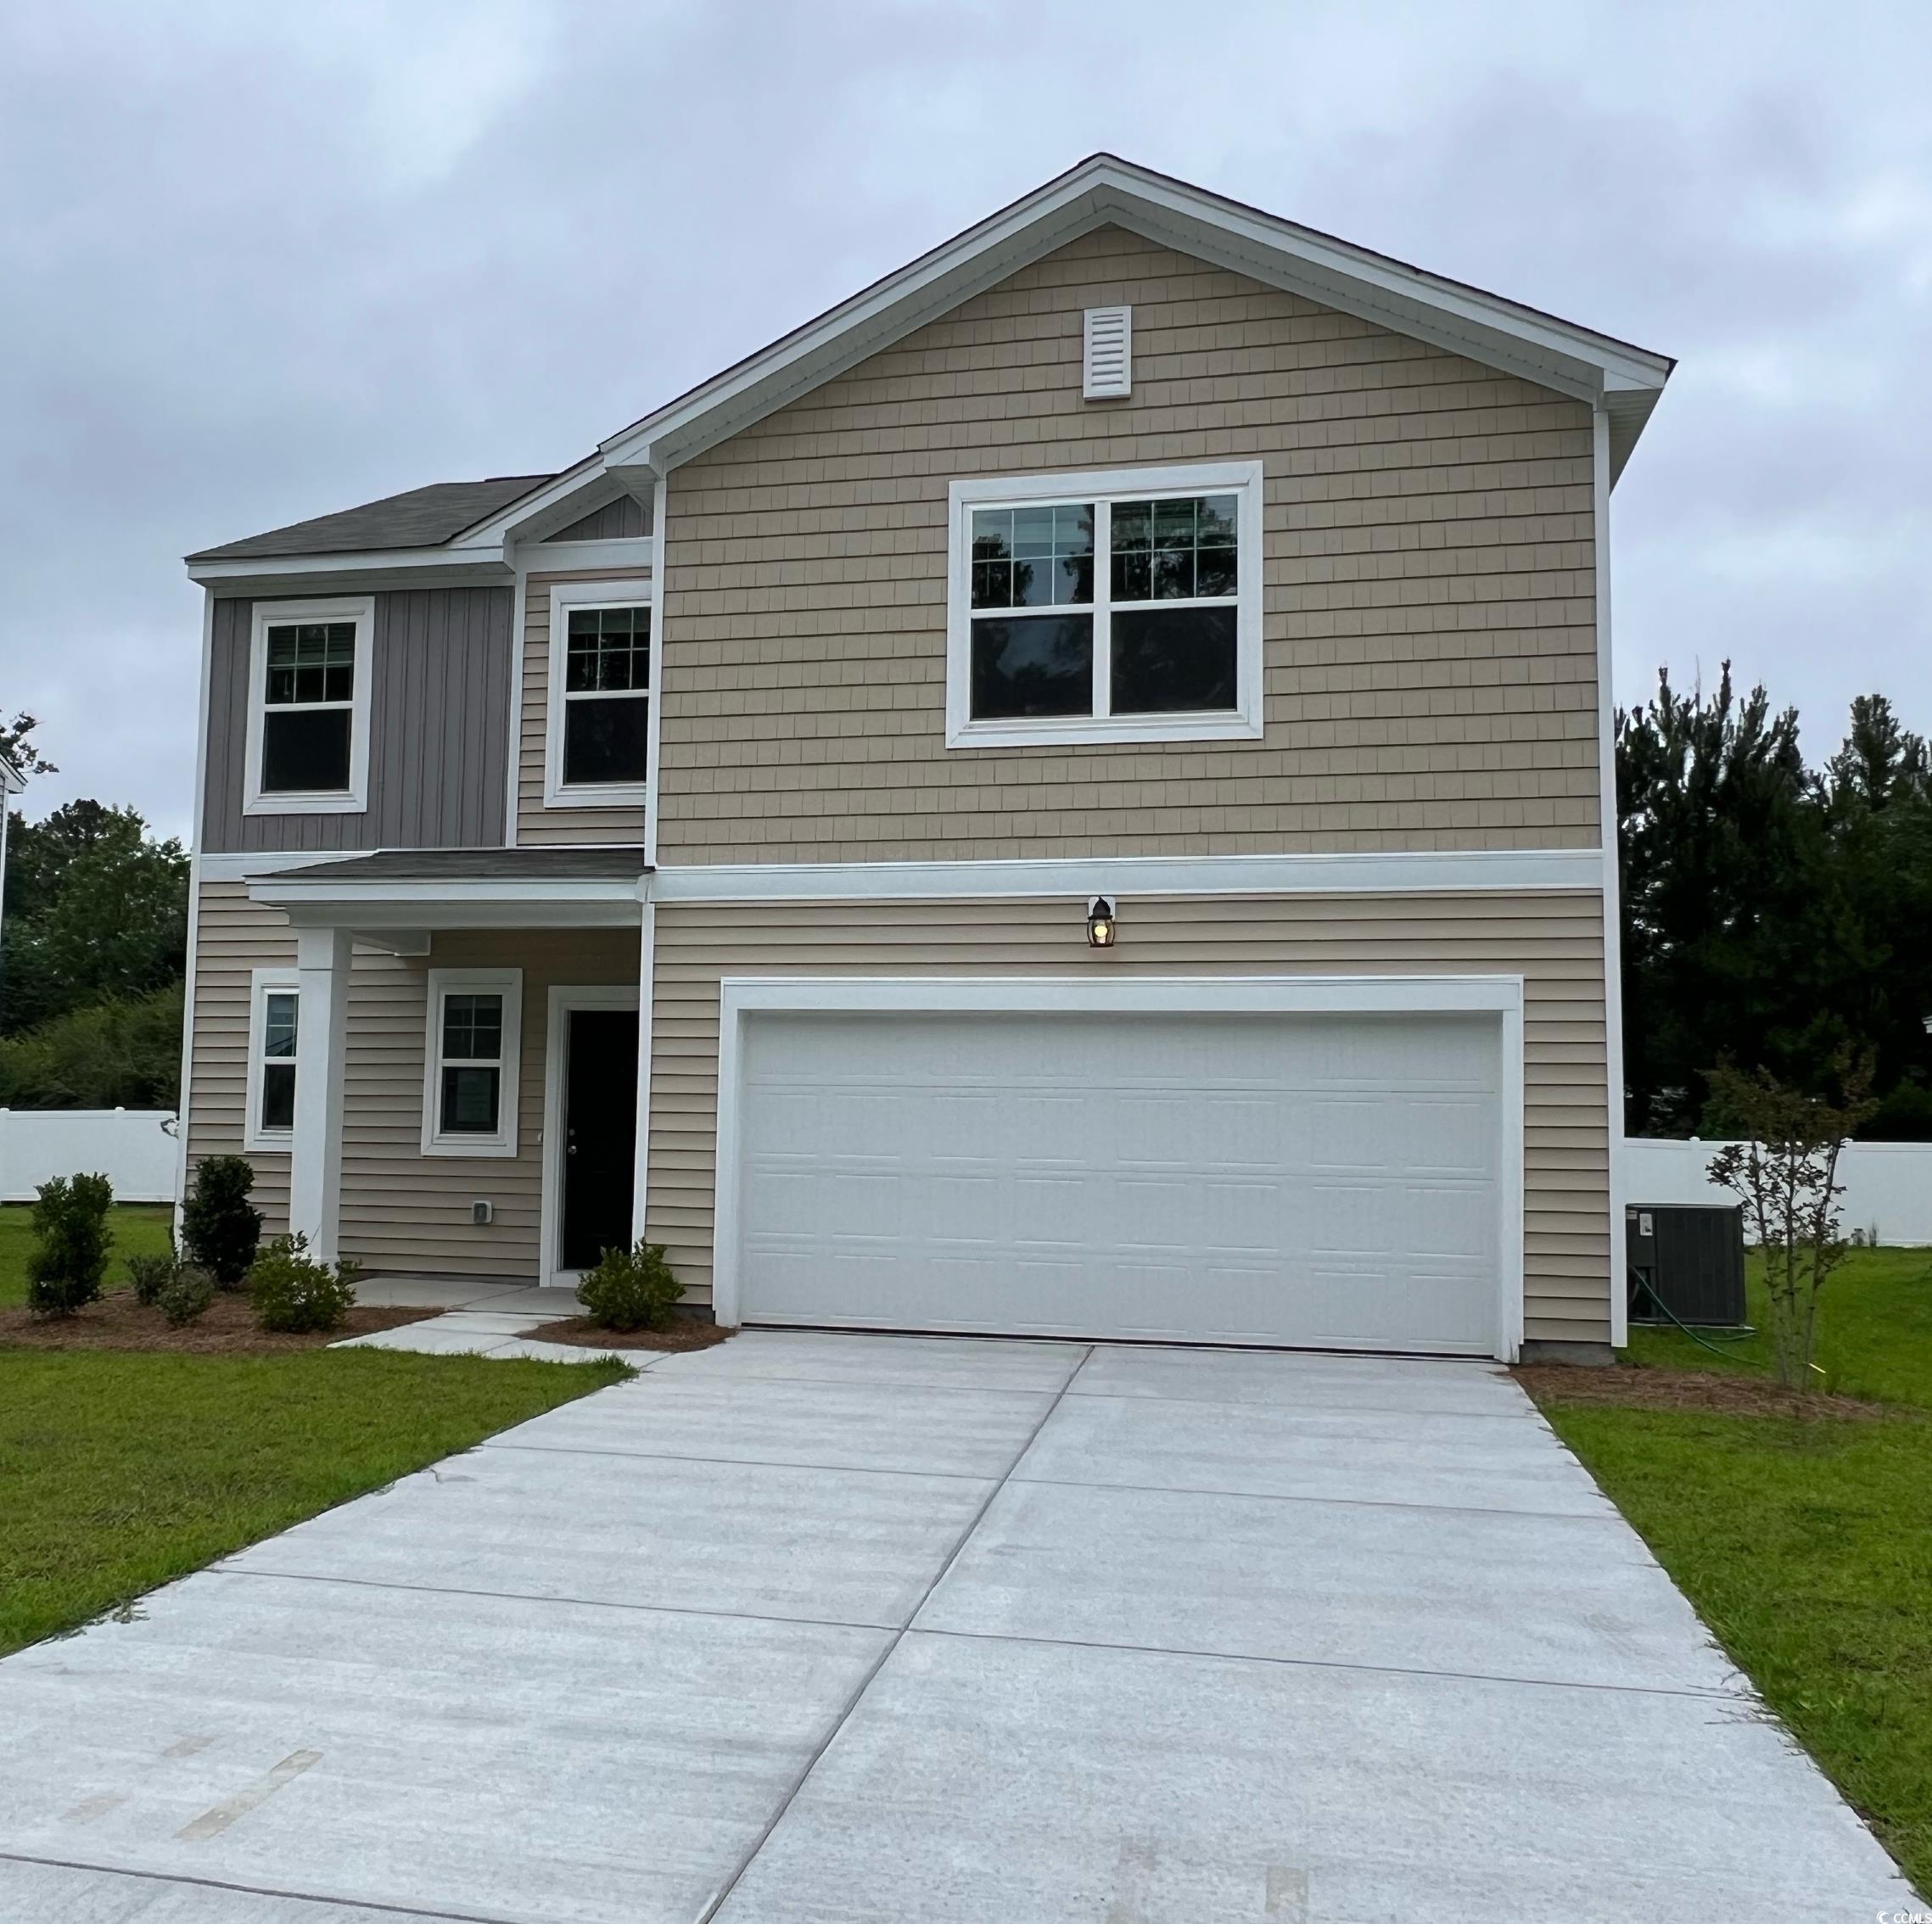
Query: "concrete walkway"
0 1334 1912 1921
333 1272 628 1362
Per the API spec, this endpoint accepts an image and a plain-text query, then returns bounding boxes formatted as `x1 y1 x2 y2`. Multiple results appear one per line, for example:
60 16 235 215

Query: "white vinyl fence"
1624 1138 1932 1246
0 1109 179 1205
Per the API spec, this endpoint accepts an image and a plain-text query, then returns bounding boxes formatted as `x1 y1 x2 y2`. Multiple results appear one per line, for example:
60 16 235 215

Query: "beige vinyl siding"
658 223 1599 864
647 891 1613 1344
187 880 638 1276
515 568 653 847
186 882 295 1233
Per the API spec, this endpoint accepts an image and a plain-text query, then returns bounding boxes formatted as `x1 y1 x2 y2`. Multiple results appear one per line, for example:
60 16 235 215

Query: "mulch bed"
0 1289 440 1356
523 1316 734 1353
1512 1362 1898 1423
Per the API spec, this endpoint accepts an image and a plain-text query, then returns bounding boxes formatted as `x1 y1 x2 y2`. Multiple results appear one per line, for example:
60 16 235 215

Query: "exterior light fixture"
1086 897 1117 948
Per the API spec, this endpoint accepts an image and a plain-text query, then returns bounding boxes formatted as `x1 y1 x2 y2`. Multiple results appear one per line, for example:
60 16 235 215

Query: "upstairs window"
423 969 522 1156
546 584 652 806
244 597 372 814
946 462 1263 748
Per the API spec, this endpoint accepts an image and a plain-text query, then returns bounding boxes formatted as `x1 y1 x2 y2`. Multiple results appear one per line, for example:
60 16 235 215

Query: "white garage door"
731 1008 1503 1355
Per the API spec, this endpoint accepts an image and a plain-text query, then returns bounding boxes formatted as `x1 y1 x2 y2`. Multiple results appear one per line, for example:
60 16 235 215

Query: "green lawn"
0 1348 627 1657
1531 1247 1932 1895
0 1200 176 1308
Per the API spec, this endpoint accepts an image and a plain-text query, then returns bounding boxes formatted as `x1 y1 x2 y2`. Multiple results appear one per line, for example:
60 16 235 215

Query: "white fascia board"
188 545 510 588
648 847 1605 905
600 157 1669 474
251 875 647 909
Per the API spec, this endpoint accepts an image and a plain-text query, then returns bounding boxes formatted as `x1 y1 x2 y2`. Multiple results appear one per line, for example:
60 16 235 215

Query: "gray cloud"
3 0 1926 834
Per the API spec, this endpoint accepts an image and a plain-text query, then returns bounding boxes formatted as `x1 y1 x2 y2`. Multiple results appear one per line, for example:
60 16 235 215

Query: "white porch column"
288 926 351 1261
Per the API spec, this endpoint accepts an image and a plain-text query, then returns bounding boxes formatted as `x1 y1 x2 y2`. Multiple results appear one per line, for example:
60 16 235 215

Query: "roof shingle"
187 475 554 563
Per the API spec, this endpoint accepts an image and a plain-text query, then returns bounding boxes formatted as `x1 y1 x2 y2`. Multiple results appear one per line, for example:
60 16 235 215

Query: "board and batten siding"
515 568 652 846
647 891 1614 1344
656 223 1600 864
187 881 638 1274
203 588 514 853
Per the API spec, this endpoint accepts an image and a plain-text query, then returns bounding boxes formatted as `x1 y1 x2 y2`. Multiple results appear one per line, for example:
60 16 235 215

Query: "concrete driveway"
0 1333 1911 1921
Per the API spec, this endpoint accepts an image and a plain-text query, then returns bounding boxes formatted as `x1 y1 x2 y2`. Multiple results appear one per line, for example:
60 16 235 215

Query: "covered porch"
244 848 650 1289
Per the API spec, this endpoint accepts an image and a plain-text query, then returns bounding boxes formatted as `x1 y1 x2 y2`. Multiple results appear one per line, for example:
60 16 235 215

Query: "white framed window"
244 968 300 1153
243 597 374 814
944 461 1264 749
544 580 653 806
422 969 523 1156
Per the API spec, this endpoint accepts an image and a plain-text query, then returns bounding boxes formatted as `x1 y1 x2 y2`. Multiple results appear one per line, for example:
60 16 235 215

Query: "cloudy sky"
3 1 1927 837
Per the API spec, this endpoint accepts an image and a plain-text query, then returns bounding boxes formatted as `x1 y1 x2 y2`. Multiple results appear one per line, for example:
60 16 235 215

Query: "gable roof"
598 152 1673 484
187 475 554 563
188 155 1674 577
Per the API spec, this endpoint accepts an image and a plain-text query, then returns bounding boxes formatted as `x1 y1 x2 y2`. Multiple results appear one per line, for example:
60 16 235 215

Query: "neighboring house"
0 748 24 1017
177 154 1672 1363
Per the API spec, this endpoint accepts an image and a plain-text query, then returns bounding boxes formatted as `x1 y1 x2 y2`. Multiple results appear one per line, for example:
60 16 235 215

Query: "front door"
560 1008 639 1272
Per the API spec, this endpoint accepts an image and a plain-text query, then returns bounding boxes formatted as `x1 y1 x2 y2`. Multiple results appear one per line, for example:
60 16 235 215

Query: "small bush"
126 1247 180 1307
157 1267 216 1328
181 1155 262 1290
25 1172 115 1317
248 1233 359 1334
576 1239 683 1331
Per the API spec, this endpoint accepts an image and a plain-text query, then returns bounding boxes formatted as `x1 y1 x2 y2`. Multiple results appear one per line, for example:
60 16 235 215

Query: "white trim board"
650 847 1604 904
1594 405 1630 1351
540 983 642 1288
710 973 1527 1362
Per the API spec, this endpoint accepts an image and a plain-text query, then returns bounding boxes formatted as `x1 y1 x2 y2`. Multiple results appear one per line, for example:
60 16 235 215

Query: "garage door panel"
734 1010 1501 1354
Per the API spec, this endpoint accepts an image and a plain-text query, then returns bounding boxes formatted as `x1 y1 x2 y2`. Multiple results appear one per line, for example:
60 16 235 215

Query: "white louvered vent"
1083 305 1132 399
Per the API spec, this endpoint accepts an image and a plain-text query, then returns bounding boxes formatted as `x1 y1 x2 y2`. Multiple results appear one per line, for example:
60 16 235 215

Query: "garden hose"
1627 1267 1763 1366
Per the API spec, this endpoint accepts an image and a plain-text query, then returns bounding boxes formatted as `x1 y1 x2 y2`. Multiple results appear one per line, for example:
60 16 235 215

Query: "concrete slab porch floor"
0 1334 1912 1921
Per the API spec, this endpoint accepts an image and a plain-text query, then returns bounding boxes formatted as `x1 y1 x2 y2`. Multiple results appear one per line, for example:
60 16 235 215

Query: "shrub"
248 1234 359 1334
576 1239 683 1331
156 1267 216 1328
181 1155 262 1290
24 1172 115 1316
126 1247 180 1307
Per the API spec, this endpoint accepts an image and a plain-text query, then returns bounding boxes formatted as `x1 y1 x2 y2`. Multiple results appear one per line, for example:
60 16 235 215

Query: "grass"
0 1200 176 1309
1528 1247 1932 1895
0 1347 628 1658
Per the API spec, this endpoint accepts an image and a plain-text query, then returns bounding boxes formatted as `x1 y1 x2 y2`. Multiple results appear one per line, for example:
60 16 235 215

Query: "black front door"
561 1009 639 1271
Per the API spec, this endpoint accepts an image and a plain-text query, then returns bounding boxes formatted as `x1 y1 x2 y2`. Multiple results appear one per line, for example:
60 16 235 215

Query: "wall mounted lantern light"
1086 896 1117 948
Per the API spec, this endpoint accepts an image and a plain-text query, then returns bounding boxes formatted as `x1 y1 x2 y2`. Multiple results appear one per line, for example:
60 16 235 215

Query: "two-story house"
178 155 1671 1364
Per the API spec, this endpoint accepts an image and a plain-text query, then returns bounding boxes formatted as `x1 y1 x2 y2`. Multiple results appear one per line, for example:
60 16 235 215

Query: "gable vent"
1083 305 1132 400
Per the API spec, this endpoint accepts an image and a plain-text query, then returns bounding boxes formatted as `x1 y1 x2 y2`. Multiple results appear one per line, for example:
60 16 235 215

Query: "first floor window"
947 462 1262 748
555 598 651 792
245 970 300 1152
246 597 372 813
423 969 522 1155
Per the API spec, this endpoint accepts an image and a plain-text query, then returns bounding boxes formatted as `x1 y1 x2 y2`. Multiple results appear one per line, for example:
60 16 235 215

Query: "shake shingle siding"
656 224 1601 864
